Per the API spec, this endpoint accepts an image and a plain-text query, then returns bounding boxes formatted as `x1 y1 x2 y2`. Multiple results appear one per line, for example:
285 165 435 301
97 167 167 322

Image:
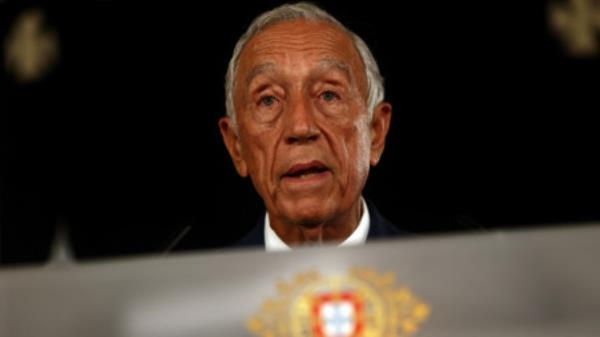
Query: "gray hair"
225 2 385 126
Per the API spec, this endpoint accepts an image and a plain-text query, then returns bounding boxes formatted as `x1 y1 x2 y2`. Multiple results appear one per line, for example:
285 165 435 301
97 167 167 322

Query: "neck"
269 198 363 246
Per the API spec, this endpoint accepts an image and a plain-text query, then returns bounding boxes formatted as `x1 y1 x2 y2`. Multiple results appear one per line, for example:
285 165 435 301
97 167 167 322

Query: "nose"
284 96 320 145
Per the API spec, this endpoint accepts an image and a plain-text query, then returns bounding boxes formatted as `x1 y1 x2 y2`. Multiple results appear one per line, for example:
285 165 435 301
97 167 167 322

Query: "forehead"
236 20 365 82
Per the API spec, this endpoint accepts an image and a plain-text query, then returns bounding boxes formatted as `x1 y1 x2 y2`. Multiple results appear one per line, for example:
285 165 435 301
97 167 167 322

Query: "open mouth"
283 161 330 179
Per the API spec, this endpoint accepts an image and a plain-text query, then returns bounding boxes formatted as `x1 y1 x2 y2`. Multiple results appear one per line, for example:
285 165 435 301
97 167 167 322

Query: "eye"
259 95 277 107
320 90 339 102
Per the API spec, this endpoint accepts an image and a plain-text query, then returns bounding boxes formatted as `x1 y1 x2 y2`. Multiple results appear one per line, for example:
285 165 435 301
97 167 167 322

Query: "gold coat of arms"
248 268 430 337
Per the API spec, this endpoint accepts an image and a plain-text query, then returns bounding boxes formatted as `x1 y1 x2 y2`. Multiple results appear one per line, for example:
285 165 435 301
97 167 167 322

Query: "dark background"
1 0 599 265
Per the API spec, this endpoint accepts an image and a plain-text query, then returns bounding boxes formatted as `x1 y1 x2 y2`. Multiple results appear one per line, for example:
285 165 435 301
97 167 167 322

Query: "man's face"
220 20 391 228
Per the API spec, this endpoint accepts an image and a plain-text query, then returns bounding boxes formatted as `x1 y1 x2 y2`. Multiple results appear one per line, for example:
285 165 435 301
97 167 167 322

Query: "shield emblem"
248 269 430 337
312 292 363 337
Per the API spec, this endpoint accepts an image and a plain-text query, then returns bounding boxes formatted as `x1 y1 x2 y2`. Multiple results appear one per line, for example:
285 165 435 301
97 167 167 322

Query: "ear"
369 102 392 166
218 116 249 177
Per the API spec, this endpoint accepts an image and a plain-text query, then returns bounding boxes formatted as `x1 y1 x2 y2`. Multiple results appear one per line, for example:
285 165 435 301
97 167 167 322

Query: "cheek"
329 118 371 181
240 138 273 202
325 101 371 173
344 119 371 184
355 122 372 166
240 128 278 185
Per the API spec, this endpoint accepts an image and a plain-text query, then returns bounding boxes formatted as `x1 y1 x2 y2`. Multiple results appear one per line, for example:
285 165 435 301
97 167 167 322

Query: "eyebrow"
314 58 353 83
245 62 276 87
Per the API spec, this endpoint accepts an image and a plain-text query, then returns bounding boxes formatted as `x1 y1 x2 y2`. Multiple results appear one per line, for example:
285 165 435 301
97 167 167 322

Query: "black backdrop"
2 0 599 264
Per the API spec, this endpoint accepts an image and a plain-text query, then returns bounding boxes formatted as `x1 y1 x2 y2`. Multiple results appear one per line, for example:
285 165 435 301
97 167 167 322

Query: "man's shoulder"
365 199 410 240
235 216 265 248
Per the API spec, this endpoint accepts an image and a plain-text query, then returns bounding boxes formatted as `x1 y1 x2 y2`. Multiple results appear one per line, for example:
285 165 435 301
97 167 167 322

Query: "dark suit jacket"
236 199 405 248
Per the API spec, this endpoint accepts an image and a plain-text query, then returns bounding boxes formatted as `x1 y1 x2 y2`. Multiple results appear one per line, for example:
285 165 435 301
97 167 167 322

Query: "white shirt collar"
264 197 370 252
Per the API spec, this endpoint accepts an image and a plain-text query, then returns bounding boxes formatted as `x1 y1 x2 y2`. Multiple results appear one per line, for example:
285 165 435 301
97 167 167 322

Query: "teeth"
287 168 327 178
299 171 319 178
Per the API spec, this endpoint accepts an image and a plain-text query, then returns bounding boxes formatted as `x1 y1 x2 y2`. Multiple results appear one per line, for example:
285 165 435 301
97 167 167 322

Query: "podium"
1 225 599 337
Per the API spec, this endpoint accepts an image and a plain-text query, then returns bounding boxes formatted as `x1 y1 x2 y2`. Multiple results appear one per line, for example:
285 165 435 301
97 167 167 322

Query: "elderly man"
219 2 400 251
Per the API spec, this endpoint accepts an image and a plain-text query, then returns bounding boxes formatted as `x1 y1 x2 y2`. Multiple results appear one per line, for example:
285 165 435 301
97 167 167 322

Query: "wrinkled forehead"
235 20 367 92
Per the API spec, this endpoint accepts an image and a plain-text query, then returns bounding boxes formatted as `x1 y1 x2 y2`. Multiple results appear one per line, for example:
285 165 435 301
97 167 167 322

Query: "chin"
281 198 335 227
